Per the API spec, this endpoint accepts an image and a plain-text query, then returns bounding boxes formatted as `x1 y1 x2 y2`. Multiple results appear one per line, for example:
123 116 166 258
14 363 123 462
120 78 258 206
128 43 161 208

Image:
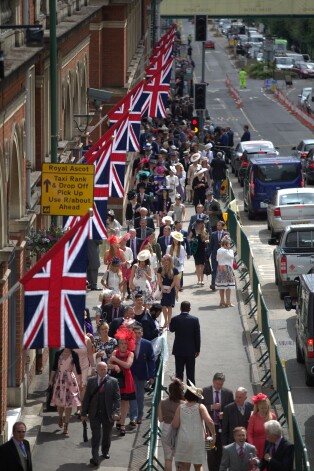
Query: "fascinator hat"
115 324 136 351
185 380 204 400
252 393 268 404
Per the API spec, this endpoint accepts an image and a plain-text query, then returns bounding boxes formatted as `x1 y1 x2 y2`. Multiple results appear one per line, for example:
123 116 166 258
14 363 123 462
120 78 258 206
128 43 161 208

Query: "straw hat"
185 380 204 399
169 166 177 174
171 231 184 242
195 168 208 176
137 250 151 261
162 215 174 225
190 153 201 163
205 143 213 150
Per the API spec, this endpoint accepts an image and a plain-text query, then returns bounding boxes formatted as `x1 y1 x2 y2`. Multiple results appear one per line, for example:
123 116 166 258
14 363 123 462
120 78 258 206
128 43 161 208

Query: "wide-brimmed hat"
107 209 115 216
169 166 177 174
137 249 151 261
205 143 213 150
171 231 184 242
157 185 173 194
190 153 201 163
160 148 168 154
127 190 136 200
162 215 174 224
195 168 208 176
185 380 204 399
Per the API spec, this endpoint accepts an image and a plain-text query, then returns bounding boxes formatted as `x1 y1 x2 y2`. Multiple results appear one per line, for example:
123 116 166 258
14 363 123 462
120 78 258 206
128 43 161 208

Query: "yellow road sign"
41 163 94 216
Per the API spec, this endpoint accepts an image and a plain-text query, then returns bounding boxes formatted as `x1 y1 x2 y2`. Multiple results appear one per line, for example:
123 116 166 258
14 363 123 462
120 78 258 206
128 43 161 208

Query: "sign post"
41 163 94 216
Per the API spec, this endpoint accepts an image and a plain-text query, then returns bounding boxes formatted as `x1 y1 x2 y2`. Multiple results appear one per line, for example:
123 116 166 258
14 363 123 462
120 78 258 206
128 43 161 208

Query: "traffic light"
195 15 207 42
191 116 200 135
194 83 206 110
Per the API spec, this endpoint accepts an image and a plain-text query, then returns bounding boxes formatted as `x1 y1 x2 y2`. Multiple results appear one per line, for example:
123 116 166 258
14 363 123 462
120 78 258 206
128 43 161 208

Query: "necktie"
271 444 276 457
141 229 145 239
113 308 117 319
218 232 222 241
166 237 169 246
239 405 244 415
214 390 220 424
19 442 26 457
99 379 105 393
238 446 244 459
132 239 136 258
135 341 140 358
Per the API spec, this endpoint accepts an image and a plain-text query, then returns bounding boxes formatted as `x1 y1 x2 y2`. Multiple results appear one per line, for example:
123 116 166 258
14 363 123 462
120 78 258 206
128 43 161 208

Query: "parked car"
291 62 314 79
284 274 314 386
266 188 314 237
238 150 277 186
271 224 314 299
291 139 314 161
231 140 279 177
303 147 314 184
243 156 303 220
204 40 215 49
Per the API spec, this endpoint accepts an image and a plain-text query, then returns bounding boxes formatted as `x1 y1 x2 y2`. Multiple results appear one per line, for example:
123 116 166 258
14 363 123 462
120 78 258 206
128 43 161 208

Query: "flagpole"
0 282 21 307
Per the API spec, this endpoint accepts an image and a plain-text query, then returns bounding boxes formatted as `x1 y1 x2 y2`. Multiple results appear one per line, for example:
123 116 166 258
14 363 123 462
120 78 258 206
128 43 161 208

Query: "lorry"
270 224 314 299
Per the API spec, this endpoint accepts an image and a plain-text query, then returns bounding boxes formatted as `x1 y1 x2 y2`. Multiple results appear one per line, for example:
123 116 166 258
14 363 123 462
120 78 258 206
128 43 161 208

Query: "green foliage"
245 63 274 79
26 225 65 256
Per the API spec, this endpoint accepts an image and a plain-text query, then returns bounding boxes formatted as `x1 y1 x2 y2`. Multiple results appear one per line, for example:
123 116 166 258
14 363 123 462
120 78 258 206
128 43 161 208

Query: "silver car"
267 188 314 237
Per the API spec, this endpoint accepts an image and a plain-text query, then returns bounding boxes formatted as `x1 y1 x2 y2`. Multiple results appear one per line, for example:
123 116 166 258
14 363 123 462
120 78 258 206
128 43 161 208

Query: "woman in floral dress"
49 348 82 435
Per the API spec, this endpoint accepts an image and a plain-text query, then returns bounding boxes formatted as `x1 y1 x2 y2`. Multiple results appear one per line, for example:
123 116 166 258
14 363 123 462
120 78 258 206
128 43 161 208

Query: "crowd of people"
0 30 294 471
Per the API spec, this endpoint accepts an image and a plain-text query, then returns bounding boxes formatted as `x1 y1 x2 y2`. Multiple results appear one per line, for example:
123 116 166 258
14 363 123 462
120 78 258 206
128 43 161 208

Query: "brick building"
0 0 153 442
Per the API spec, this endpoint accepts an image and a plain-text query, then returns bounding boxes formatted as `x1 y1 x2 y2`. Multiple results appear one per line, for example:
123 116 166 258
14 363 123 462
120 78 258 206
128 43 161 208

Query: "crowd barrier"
274 88 314 132
225 74 243 108
226 179 311 471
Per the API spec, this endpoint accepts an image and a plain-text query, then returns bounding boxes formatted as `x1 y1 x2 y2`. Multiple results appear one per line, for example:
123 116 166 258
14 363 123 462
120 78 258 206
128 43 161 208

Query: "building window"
0 1 14 28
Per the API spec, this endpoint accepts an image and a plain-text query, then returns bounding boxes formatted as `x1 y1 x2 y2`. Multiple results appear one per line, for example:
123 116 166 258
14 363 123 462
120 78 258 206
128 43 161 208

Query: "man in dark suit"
108 306 140 338
81 362 121 466
129 325 155 426
137 183 153 214
0 421 33 471
136 219 153 240
134 207 155 230
125 191 141 228
158 226 173 256
220 427 257 471
207 220 229 291
259 420 294 471
126 229 143 261
203 372 234 471
222 387 254 445
99 294 125 324
169 301 201 385
188 203 212 235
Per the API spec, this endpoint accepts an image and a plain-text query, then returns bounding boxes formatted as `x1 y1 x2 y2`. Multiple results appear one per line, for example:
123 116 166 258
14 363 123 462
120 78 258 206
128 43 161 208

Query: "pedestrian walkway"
19 200 260 471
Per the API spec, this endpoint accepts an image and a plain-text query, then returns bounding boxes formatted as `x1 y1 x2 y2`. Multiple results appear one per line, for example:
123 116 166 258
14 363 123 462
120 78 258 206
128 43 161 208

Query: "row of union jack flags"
22 26 176 349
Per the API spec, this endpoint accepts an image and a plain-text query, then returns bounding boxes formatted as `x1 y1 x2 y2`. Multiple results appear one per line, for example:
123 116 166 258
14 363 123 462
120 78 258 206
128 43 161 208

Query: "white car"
267 188 314 237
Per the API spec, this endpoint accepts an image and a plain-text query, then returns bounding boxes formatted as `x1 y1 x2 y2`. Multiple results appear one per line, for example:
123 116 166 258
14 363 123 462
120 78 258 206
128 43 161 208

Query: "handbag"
190 237 199 256
165 425 177 450
204 258 212 276
45 385 57 412
153 289 162 301
233 260 238 270
110 370 125 388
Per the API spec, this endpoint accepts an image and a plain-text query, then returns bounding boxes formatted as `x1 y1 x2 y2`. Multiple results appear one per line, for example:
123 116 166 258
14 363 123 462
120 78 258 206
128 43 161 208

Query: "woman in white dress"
166 231 186 293
139 240 158 293
129 249 153 306
172 383 216 471
166 167 179 204
119 234 134 301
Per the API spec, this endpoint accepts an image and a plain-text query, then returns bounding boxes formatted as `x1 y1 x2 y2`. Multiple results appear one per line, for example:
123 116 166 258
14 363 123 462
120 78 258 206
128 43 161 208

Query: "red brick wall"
15 248 26 385
0 268 9 434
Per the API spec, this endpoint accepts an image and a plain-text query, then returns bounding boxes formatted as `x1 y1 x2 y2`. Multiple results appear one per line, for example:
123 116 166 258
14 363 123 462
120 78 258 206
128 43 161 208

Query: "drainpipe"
24 0 31 210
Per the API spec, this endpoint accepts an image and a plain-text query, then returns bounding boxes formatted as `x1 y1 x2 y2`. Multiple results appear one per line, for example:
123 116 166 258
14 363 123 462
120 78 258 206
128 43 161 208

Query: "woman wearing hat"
188 218 210 286
139 240 158 293
157 254 180 327
192 168 209 209
175 163 186 201
106 211 122 238
104 235 126 266
129 250 153 306
166 232 186 290
172 382 216 471
166 167 179 204
187 154 201 204
247 393 276 459
215 237 236 307
171 194 186 223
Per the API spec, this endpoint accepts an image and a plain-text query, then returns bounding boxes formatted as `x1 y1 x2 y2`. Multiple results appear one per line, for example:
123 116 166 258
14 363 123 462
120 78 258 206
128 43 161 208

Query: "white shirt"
166 245 186 272
216 247 234 267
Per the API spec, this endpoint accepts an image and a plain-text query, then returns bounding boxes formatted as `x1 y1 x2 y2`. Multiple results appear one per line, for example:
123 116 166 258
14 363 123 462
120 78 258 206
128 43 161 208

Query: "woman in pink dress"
247 393 277 459
49 348 82 436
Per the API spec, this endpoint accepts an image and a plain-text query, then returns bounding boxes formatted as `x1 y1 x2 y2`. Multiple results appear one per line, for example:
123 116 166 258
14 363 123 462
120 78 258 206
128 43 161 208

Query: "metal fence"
226 181 310 471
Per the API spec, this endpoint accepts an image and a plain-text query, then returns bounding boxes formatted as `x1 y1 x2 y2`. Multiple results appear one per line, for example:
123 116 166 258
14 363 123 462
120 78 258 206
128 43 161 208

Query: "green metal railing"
141 339 166 471
226 179 310 471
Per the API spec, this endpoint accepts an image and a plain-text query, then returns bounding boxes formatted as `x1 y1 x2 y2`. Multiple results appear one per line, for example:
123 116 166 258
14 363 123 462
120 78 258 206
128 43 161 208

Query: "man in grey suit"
203 372 234 471
219 427 258 471
222 387 254 446
81 362 121 467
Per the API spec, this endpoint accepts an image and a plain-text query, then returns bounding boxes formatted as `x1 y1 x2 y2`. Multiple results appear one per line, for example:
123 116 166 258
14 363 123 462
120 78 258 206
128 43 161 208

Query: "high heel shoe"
226 303 235 307
58 416 63 428
120 426 126 437
63 423 69 435
116 422 121 430
219 302 227 307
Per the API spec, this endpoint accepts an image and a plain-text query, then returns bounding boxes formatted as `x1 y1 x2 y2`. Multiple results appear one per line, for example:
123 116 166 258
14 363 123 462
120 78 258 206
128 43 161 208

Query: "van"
284 274 314 386
243 156 303 219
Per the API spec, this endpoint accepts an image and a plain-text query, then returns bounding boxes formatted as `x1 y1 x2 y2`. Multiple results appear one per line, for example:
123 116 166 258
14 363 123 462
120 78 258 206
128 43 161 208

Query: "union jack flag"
107 81 148 152
21 212 90 349
109 116 128 197
153 25 176 54
146 41 173 77
142 57 174 118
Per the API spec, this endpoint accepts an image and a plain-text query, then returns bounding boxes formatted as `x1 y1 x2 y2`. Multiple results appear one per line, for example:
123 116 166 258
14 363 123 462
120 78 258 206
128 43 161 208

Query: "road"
184 18 314 464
